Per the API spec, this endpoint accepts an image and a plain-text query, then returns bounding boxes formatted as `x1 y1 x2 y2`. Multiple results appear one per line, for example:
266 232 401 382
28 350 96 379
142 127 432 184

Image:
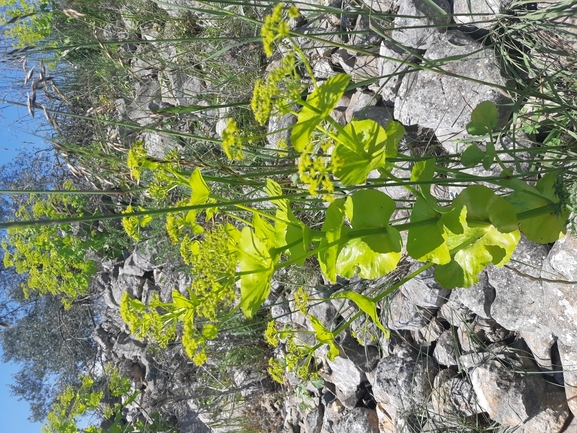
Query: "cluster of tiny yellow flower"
252 51 303 126
265 320 280 347
119 292 178 349
350 321 377 345
126 143 144 181
297 134 336 201
182 319 208 366
121 205 153 241
261 3 296 57
265 323 318 384
126 140 159 182
148 152 183 201
294 286 310 315
180 225 237 322
221 118 244 161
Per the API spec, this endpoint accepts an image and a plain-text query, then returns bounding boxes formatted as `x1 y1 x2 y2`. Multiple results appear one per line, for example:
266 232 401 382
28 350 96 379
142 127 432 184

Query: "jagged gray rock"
453 0 514 29
334 407 379 433
394 30 512 145
372 353 438 420
391 0 451 50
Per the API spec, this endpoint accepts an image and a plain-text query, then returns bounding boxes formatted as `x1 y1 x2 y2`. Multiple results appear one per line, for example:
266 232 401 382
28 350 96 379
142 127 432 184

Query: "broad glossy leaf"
332 119 402 185
332 291 390 338
237 226 280 317
453 185 518 233
507 171 568 243
291 73 351 152
337 234 402 279
410 158 446 213
308 315 339 361
461 144 486 167
318 199 346 283
435 205 520 288
407 197 450 264
337 190 402 279
466 101 499 135
266 179 311 265
345 190 396 231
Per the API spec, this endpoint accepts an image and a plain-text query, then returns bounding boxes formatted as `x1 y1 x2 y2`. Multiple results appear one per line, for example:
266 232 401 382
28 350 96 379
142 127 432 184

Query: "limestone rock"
431 372 482 417
334 407 379 433
391 0 451 50
395 30 512 144
321 355 366 409
453 0 514 29
489 235 549 331
470 357 547 426
384 290 434 331
450 271 495 319
400 264 450 309
377 40 416 102
433 330 459 367
372 354 438 419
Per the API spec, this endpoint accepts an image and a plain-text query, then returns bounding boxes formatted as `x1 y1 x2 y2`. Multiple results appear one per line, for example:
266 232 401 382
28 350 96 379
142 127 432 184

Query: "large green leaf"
466 101 499 135
266 179 311 265
506 171 568 243
332 290 390 338
337 235 401 279
435 201 520 288
189 168 210 205
453 185 518 233
237 222 280 318
337 190 402 279
461 144 486 167
332 119 404 185
291 73 351 152
407 197 450 264
318 199 346 283
308 315 339 361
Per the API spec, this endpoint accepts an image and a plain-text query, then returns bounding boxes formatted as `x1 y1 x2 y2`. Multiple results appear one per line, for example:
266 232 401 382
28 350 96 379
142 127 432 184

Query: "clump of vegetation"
0 0 576 431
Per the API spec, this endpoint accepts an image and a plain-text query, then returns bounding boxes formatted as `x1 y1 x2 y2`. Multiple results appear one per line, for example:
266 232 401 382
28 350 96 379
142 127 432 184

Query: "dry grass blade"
26 94 35 117
41 105 52 123
24 66 35 85
50 83 70 104
62 9 85 19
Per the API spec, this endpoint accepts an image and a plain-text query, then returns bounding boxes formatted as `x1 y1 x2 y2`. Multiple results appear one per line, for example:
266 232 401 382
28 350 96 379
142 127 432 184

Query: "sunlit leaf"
410 158 446 213
332 119 404 185
435 201 520 288
507 171 568 243
308 315 339 361
202 324 218 339
407 197 450 264
237 225 280 318
291 73 351 152
189 168 210 205
337 190 401 279
266 179 311 265
337 236 401 279
332 291 390 338
453 185 518 233
172 290 197 309
318 199 346 283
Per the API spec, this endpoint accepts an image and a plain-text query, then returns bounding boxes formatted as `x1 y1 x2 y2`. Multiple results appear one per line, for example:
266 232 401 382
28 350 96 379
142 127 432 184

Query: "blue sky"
0 90 49 432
